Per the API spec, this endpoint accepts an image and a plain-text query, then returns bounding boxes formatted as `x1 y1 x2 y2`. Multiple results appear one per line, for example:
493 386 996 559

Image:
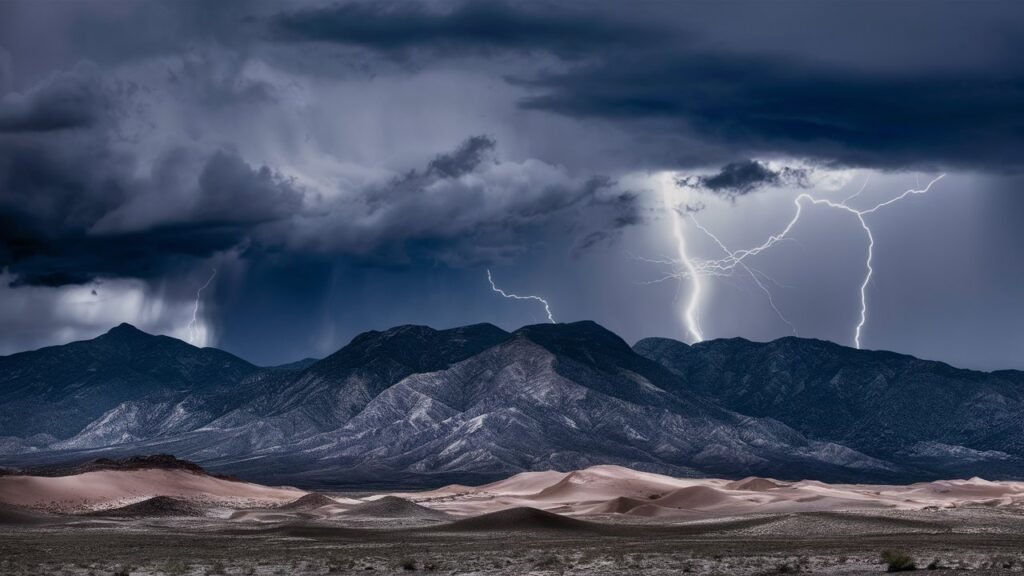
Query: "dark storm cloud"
0 64 111 132
194 150 303 225
677 161 810 198
267 0 1024 172
5 220 257 287
570 190 644 258
518 51 1024 171
0 65 304 286
300 135 633 266
425 134 495 178
607 192 642 228
1 83 625 285
271 1 652 58
0 147 304 286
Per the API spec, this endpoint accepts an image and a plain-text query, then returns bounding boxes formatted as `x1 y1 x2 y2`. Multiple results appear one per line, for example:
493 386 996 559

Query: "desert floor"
3 507 1024 575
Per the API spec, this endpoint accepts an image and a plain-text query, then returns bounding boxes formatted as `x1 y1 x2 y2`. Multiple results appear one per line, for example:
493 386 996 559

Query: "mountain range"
1 321 1021 487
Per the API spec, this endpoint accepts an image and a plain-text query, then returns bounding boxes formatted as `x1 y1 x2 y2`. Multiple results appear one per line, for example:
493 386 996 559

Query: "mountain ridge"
1 321 1022 487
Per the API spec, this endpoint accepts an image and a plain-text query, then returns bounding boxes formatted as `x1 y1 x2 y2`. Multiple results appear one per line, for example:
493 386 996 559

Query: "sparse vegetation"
533 554 561 569
881 550 916 572
399 558 417 571
163 559 189 575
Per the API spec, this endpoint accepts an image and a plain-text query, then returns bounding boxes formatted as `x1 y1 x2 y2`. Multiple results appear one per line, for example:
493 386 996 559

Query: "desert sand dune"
726 477 786 491
277 493 339 511
581 495 652 515
527 465 710 503
395 466 1024 520
0 469 302 513
438 506 607 533
651 485 737 509
3 462 1024 527
473 470 569 496
85 495 207 518
343 496 452 520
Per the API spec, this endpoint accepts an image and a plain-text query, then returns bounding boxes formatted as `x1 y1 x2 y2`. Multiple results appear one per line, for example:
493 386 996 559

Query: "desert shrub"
881 550 916 572
399 558 417 571
163 559 189 575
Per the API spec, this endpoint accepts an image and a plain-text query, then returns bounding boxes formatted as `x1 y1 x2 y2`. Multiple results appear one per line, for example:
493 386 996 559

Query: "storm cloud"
293 135 637 266
678 161 811 198
268 0 1024 172
271 1 652 59
1 0 1022 369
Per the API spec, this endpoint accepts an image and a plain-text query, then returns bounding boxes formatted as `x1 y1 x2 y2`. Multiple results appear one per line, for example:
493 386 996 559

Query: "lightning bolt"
662 188 704 342
654 173 946 348
487 269 555 323
187 268 217 344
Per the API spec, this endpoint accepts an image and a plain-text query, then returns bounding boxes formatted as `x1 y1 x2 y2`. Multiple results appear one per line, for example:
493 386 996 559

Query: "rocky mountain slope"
1 322 1021 486
634 336 1024 479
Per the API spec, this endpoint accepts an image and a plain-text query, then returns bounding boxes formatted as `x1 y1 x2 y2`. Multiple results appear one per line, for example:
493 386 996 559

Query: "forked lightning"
487 269 555 323
659 174 946 348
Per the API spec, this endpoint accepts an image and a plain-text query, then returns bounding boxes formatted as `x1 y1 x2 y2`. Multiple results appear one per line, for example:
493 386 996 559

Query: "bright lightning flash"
187 268 217 344
662 188 704 343
652 173 946 349
487 269 555 323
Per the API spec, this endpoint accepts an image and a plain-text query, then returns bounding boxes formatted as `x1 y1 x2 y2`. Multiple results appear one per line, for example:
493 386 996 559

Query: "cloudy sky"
1 0 1022 370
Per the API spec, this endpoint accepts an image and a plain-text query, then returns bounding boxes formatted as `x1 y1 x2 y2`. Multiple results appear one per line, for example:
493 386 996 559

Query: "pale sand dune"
394 467 1024 520
4 463 1024 524
531 466 710 503
396 465 713 517
0 469 303 513
476 469 570 496
277 493 339 511
396 470 569 501
726 477 786 491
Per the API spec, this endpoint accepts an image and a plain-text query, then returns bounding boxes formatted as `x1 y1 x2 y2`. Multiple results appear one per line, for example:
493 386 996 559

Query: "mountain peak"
100 322 151 341
514 320 626 344
513 321 636 365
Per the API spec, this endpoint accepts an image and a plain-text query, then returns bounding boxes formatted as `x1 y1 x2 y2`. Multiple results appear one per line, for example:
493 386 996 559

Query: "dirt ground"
3 507 1024 575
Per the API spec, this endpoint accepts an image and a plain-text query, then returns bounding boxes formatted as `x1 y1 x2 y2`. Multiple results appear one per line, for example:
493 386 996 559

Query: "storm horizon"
2 0 1023 371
